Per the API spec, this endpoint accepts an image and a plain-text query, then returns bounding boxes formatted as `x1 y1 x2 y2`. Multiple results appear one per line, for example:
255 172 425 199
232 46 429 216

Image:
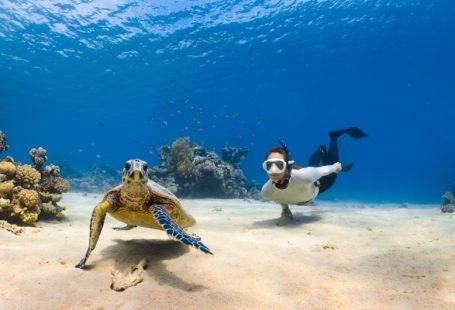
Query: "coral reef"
441 182 455 213
0 139 69 224
29 147 48 169
221 146 248 167
0 131 9 154
67 165 121 193
149 137 260 199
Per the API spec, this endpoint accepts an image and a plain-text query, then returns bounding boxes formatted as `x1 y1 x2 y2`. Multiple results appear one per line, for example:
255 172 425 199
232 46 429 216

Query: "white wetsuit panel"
261 164 337 205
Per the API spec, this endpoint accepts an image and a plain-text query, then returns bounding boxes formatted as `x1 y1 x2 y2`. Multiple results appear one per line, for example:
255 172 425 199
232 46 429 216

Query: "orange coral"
54 178 69 193
17 189 40 208
15 165 41 188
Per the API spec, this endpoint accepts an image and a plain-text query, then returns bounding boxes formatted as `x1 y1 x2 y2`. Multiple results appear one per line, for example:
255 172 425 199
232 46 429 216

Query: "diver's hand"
334 162 342 172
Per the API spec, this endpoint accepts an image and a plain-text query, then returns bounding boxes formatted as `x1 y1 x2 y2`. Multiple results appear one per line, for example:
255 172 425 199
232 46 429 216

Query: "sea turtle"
75 159 212 269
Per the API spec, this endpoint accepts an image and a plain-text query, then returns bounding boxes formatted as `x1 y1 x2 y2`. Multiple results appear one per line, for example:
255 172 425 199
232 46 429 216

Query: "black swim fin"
345 127 368 139
341 162 354 172
329 127 368 139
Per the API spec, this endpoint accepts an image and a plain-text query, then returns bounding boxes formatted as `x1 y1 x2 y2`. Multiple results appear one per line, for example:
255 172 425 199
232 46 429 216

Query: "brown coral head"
0 161 16 178
29 147 48 166
45 164 61 177
54 178 69 193
0 181 14 198
17 189 40 208
15 165 41 187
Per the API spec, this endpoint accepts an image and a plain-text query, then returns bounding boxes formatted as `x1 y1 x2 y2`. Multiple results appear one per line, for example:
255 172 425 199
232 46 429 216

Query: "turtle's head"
122 159 149 185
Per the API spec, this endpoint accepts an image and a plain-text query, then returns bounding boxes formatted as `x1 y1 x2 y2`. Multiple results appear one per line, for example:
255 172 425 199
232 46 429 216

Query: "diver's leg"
324 127 368 165
308 145 327 167
322 132 340 165
75 201 111 268
316 131 342 193
317 127 368 194
317 175 336 194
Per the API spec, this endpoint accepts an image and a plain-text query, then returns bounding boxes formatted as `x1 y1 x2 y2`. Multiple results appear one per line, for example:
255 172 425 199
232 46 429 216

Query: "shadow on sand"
250 212 322 229
97 239 206 291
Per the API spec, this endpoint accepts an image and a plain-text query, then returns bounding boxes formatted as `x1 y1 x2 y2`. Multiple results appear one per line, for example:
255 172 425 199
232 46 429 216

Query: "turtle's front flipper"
75 200 112 269
113 224 137 231
184 229 201 241
151 205 213 255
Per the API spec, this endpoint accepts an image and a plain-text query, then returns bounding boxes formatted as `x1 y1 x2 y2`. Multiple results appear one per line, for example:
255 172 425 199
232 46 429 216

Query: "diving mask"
262 158 294 174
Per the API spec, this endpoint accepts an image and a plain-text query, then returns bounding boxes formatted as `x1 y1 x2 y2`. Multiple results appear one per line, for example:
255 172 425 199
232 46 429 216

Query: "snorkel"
278 137 294 175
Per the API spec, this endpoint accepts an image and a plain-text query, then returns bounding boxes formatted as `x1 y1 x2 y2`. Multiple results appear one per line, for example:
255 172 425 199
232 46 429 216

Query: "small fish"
162 120 168 127
95 154 101 158
98 122 105 127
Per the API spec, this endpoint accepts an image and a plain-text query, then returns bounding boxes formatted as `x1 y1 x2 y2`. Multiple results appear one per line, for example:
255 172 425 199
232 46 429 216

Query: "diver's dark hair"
265 147 292 162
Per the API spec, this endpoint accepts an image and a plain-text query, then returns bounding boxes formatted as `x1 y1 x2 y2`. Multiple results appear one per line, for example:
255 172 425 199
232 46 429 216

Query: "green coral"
167 137 194 178
19 211 39 224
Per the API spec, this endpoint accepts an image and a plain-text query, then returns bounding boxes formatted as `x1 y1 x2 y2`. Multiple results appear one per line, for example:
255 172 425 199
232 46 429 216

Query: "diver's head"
122 159 149 185
263 147 292 183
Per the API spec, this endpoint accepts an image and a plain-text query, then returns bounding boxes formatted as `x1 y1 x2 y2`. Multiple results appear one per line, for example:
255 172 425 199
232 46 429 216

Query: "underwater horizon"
1 0 454 204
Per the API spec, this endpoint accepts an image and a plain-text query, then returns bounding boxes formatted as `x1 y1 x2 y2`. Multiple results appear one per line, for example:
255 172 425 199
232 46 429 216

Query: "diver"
261 127 368 221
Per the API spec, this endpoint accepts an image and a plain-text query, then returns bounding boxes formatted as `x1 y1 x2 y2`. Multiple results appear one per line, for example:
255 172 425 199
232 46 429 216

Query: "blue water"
1 1 454 203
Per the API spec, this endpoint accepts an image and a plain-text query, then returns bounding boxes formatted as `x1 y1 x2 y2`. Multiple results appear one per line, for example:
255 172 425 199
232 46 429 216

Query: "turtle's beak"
129 168 144 182
133 170 142 181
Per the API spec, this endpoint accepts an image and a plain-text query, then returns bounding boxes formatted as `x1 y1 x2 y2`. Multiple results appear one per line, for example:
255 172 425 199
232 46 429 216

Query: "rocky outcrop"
0 131 9 154
441 182 455 213
68 165 121 193
149 137 260 199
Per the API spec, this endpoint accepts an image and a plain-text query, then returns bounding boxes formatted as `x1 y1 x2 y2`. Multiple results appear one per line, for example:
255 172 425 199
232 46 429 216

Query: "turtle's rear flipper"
113 225 137 231
151 205 213 255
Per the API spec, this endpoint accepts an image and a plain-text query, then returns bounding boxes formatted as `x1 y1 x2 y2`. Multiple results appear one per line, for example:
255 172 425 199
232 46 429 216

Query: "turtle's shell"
147 179 178 202
106 179 196 230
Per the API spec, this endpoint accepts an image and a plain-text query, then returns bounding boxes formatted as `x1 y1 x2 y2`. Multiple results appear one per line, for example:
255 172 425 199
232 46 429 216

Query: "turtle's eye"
125 162 132 170
143 164 148 171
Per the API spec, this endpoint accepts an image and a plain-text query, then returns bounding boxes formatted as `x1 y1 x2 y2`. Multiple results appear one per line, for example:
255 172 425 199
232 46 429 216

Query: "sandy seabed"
1 193 454 310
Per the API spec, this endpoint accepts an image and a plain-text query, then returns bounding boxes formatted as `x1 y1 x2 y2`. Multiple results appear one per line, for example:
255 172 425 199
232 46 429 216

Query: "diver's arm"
293 164 338 183
261 181 274 200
